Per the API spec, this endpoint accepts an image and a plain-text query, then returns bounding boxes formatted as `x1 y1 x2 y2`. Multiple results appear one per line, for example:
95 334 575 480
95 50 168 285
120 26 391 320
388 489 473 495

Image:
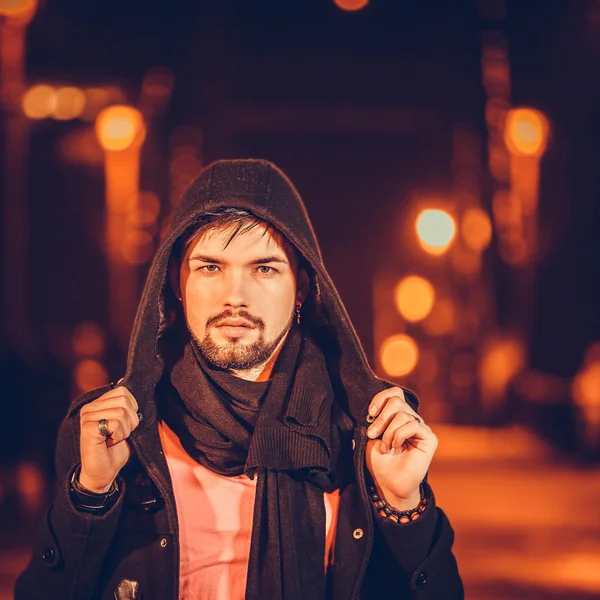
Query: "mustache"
206 309 265 331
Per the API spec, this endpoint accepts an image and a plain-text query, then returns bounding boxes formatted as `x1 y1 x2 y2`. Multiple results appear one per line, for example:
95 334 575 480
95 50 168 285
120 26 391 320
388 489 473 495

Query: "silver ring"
98 418 111 438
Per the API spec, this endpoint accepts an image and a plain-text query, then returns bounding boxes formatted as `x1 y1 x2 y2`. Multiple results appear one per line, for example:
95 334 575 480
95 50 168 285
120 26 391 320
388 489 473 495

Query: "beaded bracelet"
368 482 428 524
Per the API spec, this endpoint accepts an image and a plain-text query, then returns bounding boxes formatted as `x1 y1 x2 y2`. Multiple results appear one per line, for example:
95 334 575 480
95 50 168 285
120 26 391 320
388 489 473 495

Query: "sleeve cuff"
372 482 438 574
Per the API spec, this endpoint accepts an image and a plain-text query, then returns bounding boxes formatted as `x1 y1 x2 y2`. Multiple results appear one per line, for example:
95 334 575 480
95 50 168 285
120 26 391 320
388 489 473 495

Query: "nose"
223 269 249 309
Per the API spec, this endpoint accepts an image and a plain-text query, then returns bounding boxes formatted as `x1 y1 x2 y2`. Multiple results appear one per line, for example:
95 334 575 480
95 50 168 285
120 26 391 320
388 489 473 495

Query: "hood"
114 159 405 431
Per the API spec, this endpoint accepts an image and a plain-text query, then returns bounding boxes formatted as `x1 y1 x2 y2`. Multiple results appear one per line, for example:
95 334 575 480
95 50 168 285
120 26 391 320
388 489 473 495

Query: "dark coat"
16 385 462 600
16 160 463 599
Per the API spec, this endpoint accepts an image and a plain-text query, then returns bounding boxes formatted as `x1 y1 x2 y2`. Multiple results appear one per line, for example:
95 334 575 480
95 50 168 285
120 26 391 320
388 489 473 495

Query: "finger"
80 415 127 446
114 386 139 412
368 387 406 418
380 411 421 451
81 397 140 431
367 394 409 439
81 406 136 440
82 386 139 413
391 421 438 453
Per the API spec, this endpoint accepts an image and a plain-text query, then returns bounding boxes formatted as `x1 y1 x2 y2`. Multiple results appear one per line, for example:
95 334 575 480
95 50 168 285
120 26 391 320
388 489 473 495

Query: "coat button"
160 538 168 548
352 528 364 539
41 546 55 563
416 571 428 586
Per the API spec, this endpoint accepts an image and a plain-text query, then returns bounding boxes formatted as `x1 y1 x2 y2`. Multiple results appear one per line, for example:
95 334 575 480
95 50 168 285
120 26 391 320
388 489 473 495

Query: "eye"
257 265 276 275
200 265 219 273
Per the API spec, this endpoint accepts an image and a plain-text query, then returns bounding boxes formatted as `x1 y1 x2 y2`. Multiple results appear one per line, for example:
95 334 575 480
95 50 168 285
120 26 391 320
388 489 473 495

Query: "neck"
229 332 289 382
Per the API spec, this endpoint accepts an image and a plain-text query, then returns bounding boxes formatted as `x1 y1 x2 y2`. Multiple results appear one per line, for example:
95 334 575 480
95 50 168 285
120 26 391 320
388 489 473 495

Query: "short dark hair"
174 207 298 269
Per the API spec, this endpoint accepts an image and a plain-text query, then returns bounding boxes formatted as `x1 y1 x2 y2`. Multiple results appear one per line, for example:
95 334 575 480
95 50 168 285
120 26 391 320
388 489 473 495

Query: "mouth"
216 319 254 329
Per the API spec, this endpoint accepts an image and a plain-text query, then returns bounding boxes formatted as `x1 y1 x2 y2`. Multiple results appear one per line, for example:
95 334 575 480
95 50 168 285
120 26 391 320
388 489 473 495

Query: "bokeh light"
504 108 549 157
22 84 56 119
380 334 419 377
394 275 435 323
53 86 86 120
461 207 493 252
74 359 109 392
334 0 369 11
422 297 456 336
415 209 457 256
95 105 146 151
479 336 525 400
0 0 36 18
72 322 106 358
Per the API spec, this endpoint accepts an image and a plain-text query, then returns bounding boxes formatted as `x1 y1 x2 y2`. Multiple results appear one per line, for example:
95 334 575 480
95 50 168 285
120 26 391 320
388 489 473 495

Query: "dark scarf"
159 327 353 600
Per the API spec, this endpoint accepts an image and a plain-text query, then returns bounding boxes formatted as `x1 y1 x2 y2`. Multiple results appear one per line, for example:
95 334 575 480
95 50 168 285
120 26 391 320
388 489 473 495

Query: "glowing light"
572 364 600 409
72 322 106 358
461 207 493 252
0 0 37 18
479 336 525 400
22 85 56 119
74 359 109 392
53 86 86 120
415 209 456 256
95 105 146 151
380 334 419 377
334 0 369 11
422 298 456 336
504 108 549 157
394 276 435 323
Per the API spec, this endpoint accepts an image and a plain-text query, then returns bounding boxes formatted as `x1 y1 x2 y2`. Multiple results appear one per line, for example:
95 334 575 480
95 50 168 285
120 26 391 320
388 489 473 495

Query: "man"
16 159 463 599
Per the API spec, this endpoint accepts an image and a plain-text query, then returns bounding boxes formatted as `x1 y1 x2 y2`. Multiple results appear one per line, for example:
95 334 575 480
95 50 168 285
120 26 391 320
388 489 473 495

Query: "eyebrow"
188 254 289 265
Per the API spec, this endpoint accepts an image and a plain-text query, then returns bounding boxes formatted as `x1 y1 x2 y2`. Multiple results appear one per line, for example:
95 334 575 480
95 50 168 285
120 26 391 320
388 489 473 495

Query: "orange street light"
0 0 37 22
95 105 147 350
394 275 435 323
504 108 549 158
461 207 493 252
422 297 456 337
22 84 56 119
96 105 146 151
415 208 456 256
53 86 86 120
334 0 369 11
380 334 419 378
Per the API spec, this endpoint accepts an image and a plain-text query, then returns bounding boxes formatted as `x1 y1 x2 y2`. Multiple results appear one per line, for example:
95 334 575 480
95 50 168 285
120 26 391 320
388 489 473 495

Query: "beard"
194 309 294 371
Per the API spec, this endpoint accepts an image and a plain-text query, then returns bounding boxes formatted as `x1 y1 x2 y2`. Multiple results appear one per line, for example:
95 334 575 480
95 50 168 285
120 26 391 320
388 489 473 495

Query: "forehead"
185 223 290 258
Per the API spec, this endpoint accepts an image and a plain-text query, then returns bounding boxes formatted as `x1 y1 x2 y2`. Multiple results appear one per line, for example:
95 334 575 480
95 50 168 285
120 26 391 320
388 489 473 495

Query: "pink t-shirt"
158 421 340 600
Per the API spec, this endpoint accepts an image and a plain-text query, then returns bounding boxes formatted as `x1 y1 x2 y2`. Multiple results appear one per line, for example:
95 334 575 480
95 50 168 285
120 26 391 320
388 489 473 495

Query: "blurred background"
1 0 600 598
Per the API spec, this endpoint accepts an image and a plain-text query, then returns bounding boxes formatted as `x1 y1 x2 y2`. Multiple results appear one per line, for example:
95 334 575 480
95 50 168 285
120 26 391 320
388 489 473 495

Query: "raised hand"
78 386 140 493
365 387 438 510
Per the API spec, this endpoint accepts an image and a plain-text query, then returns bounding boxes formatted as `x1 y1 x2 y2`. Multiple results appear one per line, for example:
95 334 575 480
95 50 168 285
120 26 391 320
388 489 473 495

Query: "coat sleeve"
365 486 464 599
14 398 126 600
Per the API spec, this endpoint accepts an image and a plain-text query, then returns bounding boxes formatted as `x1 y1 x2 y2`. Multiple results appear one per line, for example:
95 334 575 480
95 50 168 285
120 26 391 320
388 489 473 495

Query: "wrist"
369 482 429 524
378 487 421 511
70 465 120 513
78 469 114 494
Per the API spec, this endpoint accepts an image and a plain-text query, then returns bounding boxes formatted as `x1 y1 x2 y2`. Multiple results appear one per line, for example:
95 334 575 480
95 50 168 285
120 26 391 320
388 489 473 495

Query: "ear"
296 268 310 305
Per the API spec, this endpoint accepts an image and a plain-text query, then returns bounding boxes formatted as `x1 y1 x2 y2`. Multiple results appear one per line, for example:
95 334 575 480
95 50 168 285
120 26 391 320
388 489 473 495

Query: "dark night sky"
17 0 600 379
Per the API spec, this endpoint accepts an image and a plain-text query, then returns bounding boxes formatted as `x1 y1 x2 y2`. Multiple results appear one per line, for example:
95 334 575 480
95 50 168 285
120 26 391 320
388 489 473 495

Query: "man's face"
179 224 301 371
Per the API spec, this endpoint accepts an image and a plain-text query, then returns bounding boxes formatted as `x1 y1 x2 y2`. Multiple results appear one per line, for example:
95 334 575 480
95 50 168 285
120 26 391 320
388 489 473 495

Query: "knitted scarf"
159 327 353 600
